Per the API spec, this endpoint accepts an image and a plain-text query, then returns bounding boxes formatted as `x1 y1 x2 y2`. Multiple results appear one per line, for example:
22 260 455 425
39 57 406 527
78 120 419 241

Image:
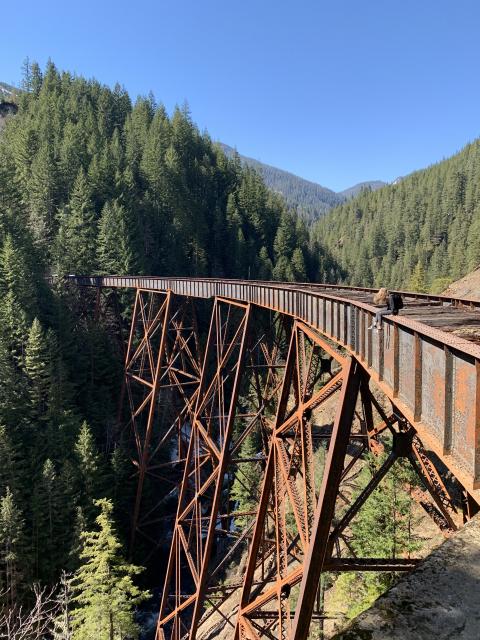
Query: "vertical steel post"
291 357 361 640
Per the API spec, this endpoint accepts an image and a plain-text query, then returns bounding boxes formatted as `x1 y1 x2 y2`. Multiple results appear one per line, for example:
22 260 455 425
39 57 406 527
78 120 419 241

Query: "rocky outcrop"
331 514 480 639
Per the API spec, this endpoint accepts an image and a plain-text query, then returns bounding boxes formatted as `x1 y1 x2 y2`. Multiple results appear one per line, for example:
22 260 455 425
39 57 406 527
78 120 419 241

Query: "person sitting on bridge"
368 288 403 330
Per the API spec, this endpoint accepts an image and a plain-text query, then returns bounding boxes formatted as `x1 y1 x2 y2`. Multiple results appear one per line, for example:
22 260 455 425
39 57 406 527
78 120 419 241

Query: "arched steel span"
69 276 480 640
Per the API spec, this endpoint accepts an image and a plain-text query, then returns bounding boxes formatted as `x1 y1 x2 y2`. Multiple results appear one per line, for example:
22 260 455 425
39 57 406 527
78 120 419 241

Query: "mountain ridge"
219 142 385 221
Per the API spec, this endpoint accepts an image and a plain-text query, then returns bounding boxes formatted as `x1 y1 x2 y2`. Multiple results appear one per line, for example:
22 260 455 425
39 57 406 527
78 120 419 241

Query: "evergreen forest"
313 140 480 292
1 58 480 637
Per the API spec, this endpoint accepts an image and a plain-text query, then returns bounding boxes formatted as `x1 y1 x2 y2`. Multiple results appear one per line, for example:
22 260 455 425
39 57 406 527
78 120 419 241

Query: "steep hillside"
0 81 17 99
220 143 386 221
220 143 343 219
442 267 480 300
314 139 480 291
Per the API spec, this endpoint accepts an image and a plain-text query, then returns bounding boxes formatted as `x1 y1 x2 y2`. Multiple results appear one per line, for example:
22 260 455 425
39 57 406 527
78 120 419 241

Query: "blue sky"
2 0 480 191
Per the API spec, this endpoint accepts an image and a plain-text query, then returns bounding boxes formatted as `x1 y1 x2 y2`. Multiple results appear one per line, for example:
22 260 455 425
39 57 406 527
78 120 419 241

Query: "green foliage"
0 487 26 607
56 169 97 275
220 143 345 220
408 261 427 293
1 60 333 282
70 499 149 640
24 318 51 419
75 421 103 521
231 432 262 528
314 140 480 290
331 455 422 620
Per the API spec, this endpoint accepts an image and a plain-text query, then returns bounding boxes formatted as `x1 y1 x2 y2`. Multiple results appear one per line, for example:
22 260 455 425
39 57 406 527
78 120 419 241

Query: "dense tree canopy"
313 140 480 291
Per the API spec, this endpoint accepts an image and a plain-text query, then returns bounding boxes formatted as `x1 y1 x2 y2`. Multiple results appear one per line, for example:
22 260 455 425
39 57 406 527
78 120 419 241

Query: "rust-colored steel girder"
156 298 253 639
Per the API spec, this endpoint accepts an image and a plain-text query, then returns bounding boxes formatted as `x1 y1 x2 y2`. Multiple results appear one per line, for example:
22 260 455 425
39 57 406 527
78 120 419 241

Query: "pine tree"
97 200 139 274
0 425 18 496
291 247 307 281
24 318 51 420
30 459 62 582
0 340 26 429
28 144 58 249
70 499 149 640
56 169 97 275
257 246 273 280
68 506 87 571
75 422 102 520
409 261 428 293
0 487 26 607
273 211 296 262
0 235 34 356
231 433 262 528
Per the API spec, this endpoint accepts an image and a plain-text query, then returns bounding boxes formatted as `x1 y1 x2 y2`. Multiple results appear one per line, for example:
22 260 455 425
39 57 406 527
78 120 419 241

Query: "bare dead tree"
0 577 71 640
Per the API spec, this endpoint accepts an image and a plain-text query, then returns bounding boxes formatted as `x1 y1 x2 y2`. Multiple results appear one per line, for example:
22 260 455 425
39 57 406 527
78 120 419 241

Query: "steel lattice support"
71 276 480 640
123 290 202 554
157 297 253 639
235 321 347 640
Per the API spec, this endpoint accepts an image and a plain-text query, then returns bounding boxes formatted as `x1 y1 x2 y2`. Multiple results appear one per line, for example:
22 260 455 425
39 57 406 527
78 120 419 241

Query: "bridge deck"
68 276 480 500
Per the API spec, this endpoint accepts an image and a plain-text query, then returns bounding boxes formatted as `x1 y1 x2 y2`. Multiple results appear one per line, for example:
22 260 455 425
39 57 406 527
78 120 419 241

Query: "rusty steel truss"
70 277 480 640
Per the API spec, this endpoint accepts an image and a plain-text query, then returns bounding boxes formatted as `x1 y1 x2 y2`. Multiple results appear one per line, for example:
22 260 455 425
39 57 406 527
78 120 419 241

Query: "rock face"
331 514 480 639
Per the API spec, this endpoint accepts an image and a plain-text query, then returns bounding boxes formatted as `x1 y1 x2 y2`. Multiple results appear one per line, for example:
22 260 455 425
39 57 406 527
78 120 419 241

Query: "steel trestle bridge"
70 275 480 640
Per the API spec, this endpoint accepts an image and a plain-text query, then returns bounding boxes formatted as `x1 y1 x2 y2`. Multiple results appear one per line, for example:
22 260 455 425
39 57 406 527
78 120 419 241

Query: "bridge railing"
66 275 480 496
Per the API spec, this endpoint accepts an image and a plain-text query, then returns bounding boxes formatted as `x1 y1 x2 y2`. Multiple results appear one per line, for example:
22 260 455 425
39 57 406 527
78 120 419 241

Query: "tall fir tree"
70 499 149 640
56 169 97 275
0 487 27 607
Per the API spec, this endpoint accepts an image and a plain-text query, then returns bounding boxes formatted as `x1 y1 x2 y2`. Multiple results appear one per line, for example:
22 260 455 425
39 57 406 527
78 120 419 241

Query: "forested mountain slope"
220 142 343 220
220 143 386 221
314 139 480 291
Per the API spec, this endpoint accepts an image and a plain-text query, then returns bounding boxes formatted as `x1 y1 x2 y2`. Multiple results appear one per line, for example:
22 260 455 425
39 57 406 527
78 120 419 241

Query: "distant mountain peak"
338 181 387 199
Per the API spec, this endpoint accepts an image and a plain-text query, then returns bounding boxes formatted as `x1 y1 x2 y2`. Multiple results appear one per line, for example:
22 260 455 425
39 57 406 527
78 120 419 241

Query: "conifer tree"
56 169 97 275
273 211 296 262
70 499 149 640
68 506 86 572
0 425 18 497
74 422 102 520
231 434 262 529
291 247 307 281
0 235 34 355
409 261 427 293
24 318 51 420
0 487 26 607
0 340 26 428
31 459 63 582
97 200 139 274
28 144 58 249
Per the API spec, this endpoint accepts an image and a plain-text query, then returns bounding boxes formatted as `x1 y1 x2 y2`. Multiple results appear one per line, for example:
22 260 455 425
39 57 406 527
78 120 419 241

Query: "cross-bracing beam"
115 293 465 640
